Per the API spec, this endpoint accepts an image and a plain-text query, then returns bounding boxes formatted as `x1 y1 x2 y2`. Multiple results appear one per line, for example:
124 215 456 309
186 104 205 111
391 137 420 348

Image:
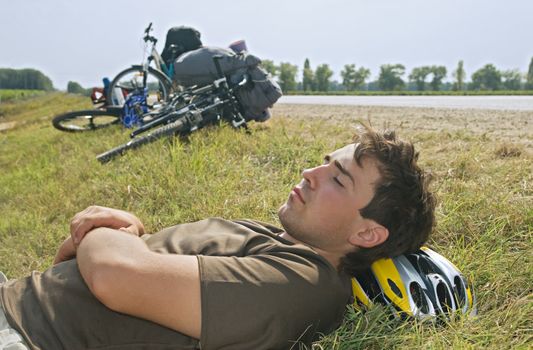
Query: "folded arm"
76 227 201 339
54 206 145 265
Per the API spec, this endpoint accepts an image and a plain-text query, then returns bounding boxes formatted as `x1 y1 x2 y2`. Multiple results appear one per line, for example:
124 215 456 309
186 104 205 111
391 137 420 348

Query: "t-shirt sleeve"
197 251 349 350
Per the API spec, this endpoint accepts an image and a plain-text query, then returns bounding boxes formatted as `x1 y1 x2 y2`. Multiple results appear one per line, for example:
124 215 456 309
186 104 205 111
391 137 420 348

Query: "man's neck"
279 232 343 270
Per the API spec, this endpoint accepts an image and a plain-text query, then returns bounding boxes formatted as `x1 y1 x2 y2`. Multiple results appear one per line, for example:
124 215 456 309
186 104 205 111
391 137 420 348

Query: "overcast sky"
1 0 532 89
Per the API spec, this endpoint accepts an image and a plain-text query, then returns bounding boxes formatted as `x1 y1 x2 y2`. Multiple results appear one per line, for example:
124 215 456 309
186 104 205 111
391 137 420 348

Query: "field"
0 93 531 349
0 89 47 102
286 90 533 96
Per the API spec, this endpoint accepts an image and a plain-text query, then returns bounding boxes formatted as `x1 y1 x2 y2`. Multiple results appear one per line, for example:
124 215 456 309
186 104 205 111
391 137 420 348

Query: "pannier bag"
160 26 203 66
173 46 282 121
173 47 258 87
235 66 281 121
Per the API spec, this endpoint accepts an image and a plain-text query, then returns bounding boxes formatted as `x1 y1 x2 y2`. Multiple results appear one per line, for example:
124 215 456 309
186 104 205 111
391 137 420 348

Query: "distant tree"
366 80 380 91
441 82 453 91
429 65 447 91
341 64 356 89
501 69 523 90
471 64 501 90
353 67 371 90
378 64 405 91
0 68 54 90
67 81 85 94
302 58 314 91
328 80 343 91
526 57 533 90
315 64 333 91
452 60 466 91
278 62 298 91
261 59 278 77
341 64 370 90
408 66 431 91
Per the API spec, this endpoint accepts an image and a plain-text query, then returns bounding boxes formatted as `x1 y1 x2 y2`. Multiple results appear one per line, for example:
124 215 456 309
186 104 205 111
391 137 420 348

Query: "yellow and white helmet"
352 247 476 320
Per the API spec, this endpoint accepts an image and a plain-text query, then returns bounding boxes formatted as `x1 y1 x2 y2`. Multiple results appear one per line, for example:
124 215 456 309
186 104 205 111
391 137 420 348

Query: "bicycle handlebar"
145 23 153 35
143 22 158 44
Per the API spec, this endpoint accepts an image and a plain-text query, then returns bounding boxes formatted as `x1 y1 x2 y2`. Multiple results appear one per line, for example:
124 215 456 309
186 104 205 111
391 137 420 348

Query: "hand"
53 236 76 265
70 205 145 246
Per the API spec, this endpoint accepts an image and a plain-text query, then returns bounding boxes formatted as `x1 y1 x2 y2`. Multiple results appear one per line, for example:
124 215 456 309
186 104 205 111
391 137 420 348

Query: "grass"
0 89 47 102
0 93 531 349
286 90 533 96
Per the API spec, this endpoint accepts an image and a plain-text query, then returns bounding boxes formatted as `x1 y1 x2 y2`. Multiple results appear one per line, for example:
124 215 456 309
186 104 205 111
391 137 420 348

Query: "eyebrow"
324 155 355 187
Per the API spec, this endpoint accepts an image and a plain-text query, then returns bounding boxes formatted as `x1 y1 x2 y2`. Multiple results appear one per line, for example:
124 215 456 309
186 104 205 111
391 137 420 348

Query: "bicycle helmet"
351 247 476 321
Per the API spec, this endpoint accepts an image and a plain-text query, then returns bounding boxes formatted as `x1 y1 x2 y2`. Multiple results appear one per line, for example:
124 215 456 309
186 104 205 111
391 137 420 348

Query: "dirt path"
272 104 533 147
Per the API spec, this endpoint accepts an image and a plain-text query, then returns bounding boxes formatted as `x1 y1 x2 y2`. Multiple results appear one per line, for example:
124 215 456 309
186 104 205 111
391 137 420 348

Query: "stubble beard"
277 203 303 238
278 203 320 247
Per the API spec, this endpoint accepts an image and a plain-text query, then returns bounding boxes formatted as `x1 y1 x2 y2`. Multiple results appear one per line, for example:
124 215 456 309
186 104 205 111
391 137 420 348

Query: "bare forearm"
75 227 202 338
76 227 148 296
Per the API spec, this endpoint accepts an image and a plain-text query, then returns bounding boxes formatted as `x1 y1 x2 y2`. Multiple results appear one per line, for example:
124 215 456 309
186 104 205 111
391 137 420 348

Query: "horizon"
1 0 532 90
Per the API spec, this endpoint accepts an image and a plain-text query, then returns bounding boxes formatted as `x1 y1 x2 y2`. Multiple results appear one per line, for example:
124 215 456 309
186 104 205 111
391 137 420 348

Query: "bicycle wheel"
52 109 121 132
107 66 172 107
97 118 187 163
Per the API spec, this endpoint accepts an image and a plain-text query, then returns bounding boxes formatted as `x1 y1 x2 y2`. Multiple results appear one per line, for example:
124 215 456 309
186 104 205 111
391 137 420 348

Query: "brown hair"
341 125 436 275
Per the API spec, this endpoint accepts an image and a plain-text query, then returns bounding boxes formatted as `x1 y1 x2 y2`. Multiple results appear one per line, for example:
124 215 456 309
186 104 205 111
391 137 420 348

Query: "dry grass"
1 94 532 348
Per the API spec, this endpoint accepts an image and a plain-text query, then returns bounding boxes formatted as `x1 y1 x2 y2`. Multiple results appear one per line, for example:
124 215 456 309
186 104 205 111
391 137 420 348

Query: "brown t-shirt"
1 218 351 349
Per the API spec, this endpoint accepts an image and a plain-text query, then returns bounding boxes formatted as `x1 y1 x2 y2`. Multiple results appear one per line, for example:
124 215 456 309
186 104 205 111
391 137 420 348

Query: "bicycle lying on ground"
52 23 177 132
52 24 282 162
52 84 176 132
96 56 251 163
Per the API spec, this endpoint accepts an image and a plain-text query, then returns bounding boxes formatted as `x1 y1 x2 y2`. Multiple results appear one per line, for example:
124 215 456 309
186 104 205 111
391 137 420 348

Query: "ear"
348 223 389 248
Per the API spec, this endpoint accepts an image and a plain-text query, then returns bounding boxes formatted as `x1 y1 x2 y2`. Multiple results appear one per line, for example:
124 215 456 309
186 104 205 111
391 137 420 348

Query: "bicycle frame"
141 23 173 85
96 55 250 163
149 44 173 79
130 63 248 137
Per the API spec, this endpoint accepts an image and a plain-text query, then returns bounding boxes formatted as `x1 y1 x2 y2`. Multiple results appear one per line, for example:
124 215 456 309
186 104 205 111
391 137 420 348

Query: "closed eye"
334 177 344 187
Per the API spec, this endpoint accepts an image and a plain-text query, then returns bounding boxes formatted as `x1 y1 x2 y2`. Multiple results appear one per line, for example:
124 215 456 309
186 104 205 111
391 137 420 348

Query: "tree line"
3 57 533 95
0 68 94 96
0 68 54 91
261 58 533 92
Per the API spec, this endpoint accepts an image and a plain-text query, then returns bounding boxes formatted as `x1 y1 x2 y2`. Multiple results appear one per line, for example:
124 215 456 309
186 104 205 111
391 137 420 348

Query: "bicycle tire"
97 118 187 163
52 109 121 132
106 66 172 107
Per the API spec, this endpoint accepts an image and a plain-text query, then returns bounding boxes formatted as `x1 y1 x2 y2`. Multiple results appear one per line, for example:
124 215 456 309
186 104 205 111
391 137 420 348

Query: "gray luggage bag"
173 46 282 121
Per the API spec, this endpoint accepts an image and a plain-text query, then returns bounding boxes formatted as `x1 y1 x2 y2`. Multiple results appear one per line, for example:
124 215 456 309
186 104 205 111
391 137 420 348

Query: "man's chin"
277 205 286 220
277 204 290 229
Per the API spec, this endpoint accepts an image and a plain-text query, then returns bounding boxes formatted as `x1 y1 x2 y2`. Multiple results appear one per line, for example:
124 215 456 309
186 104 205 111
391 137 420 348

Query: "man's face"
278 144 382 254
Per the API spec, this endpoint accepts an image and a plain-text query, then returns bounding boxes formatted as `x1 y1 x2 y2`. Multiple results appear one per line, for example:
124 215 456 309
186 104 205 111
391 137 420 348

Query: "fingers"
53 237 77 265
70 207 108 245
118 225 139 235
70 206 145 245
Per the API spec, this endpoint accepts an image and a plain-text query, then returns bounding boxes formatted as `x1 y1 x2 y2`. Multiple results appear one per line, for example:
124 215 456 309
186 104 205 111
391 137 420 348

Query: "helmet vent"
454 276 466 307
409 282 429 314
387 279 403 298
418 257 433 274
436 281 453 313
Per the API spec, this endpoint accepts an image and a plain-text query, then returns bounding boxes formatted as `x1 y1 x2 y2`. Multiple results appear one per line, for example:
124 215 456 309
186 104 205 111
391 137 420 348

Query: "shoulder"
198 248 351 348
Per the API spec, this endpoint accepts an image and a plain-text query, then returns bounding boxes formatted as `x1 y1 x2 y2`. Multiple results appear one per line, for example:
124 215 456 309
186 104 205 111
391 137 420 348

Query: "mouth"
291 187 305 204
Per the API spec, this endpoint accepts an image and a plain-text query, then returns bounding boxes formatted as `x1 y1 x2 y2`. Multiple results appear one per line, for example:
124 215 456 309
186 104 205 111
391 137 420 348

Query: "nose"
302 165 326 189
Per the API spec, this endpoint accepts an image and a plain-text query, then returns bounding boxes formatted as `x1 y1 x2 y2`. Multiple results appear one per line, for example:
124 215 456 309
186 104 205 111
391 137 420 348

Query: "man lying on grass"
0 125 435 350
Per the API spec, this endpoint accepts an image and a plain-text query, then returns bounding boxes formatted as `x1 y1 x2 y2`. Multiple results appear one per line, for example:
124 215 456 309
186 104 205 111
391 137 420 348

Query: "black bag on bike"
173 46 282 121
234 66 282 121
160 26 203 66
173 46 260 87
